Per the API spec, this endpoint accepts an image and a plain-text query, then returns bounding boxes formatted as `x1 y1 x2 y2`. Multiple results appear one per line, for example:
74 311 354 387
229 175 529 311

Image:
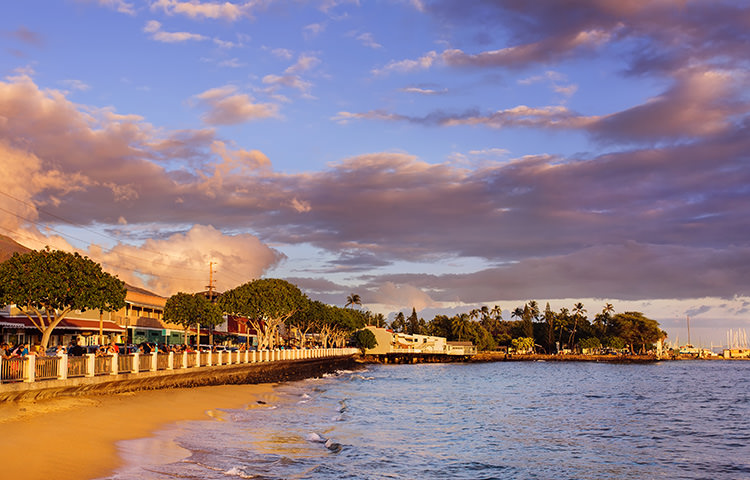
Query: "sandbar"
0 383 277 480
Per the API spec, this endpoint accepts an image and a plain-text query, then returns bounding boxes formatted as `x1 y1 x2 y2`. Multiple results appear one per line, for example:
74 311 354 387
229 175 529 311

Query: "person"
107 341 118 355
55 345 66 356
0 342 11 360
15 344 29 357
68 339 85 356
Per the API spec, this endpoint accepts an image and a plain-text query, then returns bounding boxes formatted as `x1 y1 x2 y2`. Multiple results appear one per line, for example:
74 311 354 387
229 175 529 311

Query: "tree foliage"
218 278 308 349
353 328 377 353
0 249 126 348
164 292 223 344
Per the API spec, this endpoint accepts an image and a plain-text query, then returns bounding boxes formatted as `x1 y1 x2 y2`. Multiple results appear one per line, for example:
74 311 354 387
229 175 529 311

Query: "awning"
0 316 126 332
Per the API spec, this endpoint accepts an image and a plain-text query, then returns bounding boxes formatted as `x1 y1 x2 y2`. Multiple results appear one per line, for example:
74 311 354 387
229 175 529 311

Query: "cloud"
149 0 255 21
303 23 326 40
143 20 208 43
95 0 136 15
419 0 750 77
60 79 91 92
355 32 381 49
333 105 598 130
589 68 746 143
368 242 750 303
89 225 284 295
261 53 321 98
399 85 447 95
2 74 750 305
373 51 438 75
335 67 746 145
193 85 279 124
371 282 436 310
2 26 44 47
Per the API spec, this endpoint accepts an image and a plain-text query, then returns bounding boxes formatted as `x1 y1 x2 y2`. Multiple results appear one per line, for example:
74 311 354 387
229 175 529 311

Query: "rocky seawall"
0 356 360 402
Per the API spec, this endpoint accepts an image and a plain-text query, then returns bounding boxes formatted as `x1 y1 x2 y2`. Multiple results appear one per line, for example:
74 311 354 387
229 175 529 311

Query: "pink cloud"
193 85 279 125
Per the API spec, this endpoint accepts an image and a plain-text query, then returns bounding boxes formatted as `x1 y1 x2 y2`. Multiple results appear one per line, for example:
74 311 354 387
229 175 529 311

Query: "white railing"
0 347 359 384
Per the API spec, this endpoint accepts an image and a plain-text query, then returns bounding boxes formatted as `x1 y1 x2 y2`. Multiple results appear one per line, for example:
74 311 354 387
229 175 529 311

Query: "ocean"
102 360 750 480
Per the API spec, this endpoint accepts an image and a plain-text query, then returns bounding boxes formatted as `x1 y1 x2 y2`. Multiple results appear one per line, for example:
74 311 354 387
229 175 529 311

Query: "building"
1 285 184 347
363 326 470 356
446 341 477 355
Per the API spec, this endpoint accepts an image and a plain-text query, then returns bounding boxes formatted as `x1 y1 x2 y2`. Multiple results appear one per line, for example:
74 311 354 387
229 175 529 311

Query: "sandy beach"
0 383 278 480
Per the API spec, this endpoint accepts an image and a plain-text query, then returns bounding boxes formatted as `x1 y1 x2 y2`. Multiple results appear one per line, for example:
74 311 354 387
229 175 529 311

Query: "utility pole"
207 262 216 346
207 261 215 302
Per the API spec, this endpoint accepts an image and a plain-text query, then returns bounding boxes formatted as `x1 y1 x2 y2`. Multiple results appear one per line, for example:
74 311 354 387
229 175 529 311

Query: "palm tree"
490 305 502 321
451 314 470 342
511 307 524 320
568 302 587 349
593 303 614 337
527 300 540 321
345 293 362 309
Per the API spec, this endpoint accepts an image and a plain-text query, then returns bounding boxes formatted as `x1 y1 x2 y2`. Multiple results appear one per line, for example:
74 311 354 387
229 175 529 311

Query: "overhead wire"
0 194 250 287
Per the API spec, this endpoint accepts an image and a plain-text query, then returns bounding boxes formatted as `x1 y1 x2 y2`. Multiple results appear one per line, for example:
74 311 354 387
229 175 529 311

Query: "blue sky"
2 0 749 346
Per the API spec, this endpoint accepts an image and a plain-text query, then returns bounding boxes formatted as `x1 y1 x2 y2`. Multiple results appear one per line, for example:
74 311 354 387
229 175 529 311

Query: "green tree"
406 307 421 335
353 328 377 354
426 314 452 338
579 337 602 352
371 312 386 328
451 314 470 341
511 337 534 353
0 249 126 349
609 311 663 353
568 302 587 349
544 302 556 352
164 292 223 346
391 311 406 333
218 279 308 350
287 300 327 348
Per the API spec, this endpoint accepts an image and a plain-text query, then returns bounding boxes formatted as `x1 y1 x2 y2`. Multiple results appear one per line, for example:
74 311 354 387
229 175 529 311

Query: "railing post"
24 355 36 383
206 350 213 366
217 351 223 365
133 352 140 373
111 353 118 375
167 351 174 370
182 351 188 369
150 353 157 372
58 354 68 380
85 353 95 377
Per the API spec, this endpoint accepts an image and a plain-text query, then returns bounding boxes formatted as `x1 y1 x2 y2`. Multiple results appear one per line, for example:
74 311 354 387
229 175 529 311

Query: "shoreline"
0 382 279 480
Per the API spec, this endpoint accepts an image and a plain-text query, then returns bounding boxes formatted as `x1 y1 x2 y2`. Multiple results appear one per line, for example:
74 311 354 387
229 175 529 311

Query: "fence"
0 347 358 385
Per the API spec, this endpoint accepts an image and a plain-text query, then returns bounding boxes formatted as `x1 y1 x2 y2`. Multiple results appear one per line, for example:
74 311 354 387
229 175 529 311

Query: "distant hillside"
0 234 32 263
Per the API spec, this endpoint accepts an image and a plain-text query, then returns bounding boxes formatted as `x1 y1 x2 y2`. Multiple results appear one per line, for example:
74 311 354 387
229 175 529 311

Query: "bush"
353 329 377 353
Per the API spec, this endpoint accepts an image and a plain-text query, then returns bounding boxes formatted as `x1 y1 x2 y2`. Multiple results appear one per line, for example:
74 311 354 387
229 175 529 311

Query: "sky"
1 0 749 347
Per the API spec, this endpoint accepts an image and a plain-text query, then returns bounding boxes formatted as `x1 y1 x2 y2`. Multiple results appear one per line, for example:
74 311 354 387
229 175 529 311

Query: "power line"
0 193 250 285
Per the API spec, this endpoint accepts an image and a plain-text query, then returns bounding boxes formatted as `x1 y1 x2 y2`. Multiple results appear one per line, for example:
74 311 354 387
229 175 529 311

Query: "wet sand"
0 383 277 480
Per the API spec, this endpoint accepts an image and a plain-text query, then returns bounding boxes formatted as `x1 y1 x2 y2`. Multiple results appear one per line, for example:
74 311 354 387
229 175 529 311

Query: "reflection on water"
103 361 750 480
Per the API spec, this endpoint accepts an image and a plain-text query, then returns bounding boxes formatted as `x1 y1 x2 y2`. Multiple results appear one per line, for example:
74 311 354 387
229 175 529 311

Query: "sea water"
102 361 750 480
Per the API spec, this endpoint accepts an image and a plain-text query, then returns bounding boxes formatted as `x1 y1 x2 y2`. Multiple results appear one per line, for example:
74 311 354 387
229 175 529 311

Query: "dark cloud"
423 1 750 74
364 242 750 302
2 60 750 302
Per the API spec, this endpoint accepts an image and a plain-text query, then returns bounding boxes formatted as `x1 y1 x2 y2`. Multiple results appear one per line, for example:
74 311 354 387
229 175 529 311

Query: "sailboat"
679 316 700 355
